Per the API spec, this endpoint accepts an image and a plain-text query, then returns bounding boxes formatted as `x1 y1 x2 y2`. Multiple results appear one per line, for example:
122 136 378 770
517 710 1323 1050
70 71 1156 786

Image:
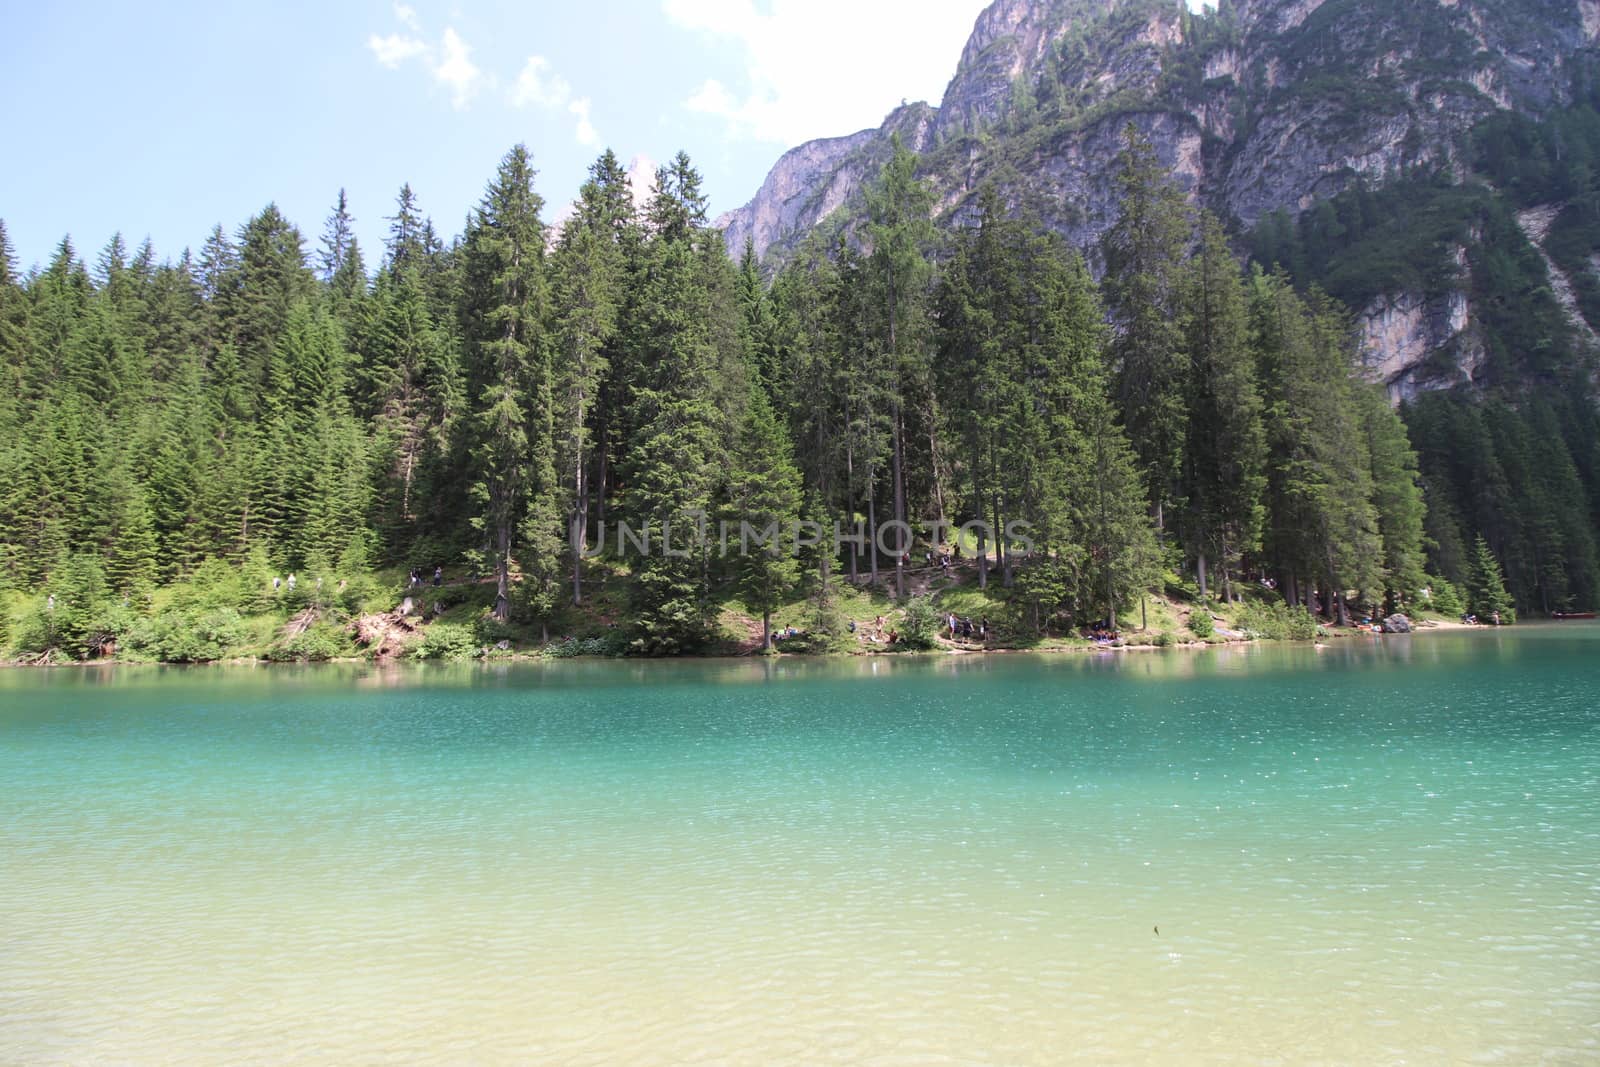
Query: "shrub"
897 595 942 650
1153 630 1177 648
266 624 349 663
1188 609 1215 638
151 608 250 663
1425 576 1466 618
410 622 479 661
544 632 627 659
1284 606 1320 641
1240 601 1321 642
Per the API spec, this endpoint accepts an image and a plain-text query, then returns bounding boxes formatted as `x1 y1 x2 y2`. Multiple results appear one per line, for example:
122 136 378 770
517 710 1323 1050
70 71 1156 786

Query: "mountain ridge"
718 0 1600 401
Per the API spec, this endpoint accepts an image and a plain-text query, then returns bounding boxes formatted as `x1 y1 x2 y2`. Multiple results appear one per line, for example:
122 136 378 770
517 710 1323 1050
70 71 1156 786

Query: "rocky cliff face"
717 0 1600 399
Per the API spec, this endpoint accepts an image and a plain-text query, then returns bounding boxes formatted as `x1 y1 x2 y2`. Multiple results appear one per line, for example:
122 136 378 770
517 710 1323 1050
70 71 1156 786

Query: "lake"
2 628 1597 1064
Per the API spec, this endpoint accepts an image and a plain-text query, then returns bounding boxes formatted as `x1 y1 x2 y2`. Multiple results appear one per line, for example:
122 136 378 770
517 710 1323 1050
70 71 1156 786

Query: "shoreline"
0 617 1515 670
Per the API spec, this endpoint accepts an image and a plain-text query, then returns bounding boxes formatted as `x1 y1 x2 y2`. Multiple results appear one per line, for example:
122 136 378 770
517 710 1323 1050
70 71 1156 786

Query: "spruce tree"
550 150 631 605
727 387 803 650
1466 536 1516 623
460 145 559 625
621 153 735 652
1181 211 1266 602
1103 125 1192 533
319 189 368 306
863 135 935 599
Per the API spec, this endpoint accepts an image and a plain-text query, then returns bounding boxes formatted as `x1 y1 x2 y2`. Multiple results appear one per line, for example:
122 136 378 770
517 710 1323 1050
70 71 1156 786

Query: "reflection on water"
1 626 1597 1064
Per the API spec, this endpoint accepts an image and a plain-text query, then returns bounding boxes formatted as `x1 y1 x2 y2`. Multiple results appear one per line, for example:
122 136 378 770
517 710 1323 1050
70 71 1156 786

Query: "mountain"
718 0 1600 400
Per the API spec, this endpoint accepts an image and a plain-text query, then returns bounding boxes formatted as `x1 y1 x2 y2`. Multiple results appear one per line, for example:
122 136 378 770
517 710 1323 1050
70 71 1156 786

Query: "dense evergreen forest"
0 128 1551 660
1251 91 1600 619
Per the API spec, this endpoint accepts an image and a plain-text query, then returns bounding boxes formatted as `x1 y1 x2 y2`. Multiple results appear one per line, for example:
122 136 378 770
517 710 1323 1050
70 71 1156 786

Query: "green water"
2 629 1597 1064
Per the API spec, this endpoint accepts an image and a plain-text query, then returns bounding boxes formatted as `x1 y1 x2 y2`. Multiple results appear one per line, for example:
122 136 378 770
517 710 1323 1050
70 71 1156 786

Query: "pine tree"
1181 211 1266 602
1357 381 1428 613
1466 536 1516 623
1103 125 1192 532
460 145 558 624
550 150 631 605
727 386 803 650
356 267 461 561
621 152 736 652
387 184 428 271
864 135 935 599
319 189 368 305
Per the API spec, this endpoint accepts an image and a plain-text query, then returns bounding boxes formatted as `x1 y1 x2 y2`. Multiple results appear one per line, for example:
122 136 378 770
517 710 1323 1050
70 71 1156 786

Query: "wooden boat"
1552 612 1598 620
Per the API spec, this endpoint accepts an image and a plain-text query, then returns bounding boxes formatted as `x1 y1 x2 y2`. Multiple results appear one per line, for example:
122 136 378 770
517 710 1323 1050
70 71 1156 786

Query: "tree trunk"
572 429 587 607
1197 550 1209 601
892 408 906 601
595 430 609 531
977 526 989 591
992 492 1010 588
868 493 880 588
494 520 512 623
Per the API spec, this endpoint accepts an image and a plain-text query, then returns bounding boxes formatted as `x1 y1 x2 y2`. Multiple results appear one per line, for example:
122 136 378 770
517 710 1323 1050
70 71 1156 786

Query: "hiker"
273 576 281 592
433 566 443 588
980 616 990 639
409 569 419 588
46 594 55 612
287 573 296 592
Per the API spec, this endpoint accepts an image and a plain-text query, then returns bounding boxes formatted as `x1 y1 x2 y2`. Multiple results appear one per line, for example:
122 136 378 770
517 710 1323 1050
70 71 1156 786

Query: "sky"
0 0 1205 273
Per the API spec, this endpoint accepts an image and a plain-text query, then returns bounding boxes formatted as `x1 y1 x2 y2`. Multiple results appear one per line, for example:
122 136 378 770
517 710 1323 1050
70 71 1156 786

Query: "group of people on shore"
849 616 901 645
946 614 988 642
1084 621 1121 643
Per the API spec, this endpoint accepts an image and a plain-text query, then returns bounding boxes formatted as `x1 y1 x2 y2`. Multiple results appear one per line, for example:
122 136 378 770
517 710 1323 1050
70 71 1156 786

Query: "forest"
0 126 1540 660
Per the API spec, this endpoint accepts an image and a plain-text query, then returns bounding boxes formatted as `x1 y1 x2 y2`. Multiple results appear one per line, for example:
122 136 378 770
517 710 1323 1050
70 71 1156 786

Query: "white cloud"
368 31 427 69
367 11 599 138
570 98 599 147
510 55 602 147
663 0 991 145
366 13 483 111
511 56 571 110
434 28 483 110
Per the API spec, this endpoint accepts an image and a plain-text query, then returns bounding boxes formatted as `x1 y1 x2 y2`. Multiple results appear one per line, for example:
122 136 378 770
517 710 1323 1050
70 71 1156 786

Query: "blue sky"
1 0 1204 272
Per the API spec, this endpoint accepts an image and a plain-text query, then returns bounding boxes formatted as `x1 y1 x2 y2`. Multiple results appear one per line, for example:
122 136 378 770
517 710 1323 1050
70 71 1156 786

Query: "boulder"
1382 614 1413 634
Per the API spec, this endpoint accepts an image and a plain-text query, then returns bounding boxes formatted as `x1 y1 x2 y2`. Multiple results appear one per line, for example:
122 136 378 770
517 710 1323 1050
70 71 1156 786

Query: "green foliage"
3 97 1596 662
1152 630 1177 648
1426 576 1466 618
1239 601 1321 642
1188 609 1215 639
265 623 349 663
1466 537 1517 623
124 608 250 663
409 622 480 661
544 632 628 659
897 595 941 650
1103 125 1192 522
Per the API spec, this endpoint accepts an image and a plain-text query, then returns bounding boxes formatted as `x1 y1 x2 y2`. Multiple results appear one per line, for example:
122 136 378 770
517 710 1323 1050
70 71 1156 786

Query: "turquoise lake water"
2 628 1597 1064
